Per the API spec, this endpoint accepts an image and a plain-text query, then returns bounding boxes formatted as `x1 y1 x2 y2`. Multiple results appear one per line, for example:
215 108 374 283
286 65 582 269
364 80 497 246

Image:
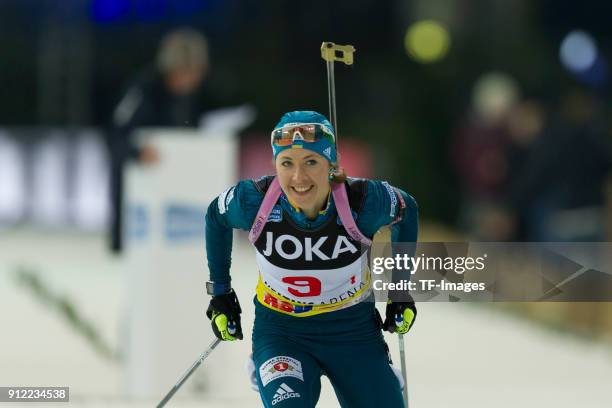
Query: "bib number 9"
281 276 322 297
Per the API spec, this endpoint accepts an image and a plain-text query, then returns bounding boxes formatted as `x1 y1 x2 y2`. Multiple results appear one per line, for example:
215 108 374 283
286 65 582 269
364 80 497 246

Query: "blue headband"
271 111 337 164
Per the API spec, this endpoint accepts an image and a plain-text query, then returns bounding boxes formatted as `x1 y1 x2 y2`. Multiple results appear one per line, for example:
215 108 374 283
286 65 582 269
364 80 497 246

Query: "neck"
301 188 331 220
303 207 319 220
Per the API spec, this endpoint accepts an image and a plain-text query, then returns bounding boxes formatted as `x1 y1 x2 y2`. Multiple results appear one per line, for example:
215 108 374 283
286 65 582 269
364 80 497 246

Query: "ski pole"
156 338 222 408
320 42 355 163
398 333 409 407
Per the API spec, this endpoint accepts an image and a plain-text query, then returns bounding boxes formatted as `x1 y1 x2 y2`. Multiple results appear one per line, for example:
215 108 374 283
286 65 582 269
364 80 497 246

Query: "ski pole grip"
321 42 356 65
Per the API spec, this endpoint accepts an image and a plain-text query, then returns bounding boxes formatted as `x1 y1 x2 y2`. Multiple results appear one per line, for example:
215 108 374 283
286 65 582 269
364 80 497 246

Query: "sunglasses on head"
271 123 335 147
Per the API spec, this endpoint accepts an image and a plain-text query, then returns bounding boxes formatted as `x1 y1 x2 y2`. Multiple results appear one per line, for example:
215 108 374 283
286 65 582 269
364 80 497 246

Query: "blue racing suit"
205 176 418 407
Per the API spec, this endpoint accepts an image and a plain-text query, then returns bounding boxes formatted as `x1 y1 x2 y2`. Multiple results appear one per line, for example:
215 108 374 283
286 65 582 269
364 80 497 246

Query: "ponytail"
329 166 347 184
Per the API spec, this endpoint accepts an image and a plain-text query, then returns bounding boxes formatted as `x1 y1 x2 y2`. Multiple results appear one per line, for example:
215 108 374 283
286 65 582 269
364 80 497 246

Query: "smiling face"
275 148 332 219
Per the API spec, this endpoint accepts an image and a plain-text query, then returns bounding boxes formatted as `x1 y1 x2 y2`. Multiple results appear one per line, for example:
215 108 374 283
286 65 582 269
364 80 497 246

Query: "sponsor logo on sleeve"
217 186 235 214
382 181 397 217
259 356 304 387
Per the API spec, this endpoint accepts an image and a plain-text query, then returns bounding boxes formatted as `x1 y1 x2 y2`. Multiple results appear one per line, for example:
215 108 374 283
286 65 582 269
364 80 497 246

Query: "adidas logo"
271 383 300 405
323 147 332 158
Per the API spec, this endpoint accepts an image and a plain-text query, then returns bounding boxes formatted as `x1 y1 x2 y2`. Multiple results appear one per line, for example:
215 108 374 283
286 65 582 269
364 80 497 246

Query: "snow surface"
1 230 611 407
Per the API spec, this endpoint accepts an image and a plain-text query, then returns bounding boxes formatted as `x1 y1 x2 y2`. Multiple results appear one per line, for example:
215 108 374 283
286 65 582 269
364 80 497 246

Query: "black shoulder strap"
345 177 368 213
253 175 275 194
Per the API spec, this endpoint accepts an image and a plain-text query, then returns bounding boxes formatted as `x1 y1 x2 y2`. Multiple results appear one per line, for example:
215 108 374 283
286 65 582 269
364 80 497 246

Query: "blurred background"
1 0 612 407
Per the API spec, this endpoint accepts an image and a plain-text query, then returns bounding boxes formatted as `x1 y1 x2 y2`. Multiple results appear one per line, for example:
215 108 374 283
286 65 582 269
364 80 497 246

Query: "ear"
329 166 347 183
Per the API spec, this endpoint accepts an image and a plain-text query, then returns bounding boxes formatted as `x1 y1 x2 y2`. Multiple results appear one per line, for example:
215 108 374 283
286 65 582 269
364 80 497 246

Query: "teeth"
293 186 312 192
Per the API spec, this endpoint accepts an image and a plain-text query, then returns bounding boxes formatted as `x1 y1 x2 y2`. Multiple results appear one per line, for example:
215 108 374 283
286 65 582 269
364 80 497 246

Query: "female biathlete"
204 111 418 407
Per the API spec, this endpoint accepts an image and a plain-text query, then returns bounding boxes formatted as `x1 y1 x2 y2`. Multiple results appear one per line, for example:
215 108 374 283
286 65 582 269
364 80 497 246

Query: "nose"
291 164 308 183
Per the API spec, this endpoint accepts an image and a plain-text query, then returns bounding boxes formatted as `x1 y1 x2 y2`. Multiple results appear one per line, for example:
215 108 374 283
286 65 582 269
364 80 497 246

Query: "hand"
206 289 243 341
382 300 417 335
139 145 159 164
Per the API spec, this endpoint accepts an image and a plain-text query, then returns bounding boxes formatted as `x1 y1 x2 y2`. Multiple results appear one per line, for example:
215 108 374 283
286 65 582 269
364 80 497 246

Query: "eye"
305 159 318 166
281 160 292 167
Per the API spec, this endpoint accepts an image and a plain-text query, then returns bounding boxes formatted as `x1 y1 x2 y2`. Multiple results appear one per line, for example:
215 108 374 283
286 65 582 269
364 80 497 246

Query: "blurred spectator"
107 28 225 253
503 98 548 240
508 89 612 241
451 72 520 240
454 83 612 242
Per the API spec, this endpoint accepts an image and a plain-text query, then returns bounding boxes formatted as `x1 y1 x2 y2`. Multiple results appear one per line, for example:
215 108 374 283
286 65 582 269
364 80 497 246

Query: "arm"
205 181 263 285
204 180 263 341
391 189 419 243
387 189 418 332
205 195 236 286
109 84 147 163
358 180 419 334
108 71 160 164
357 180 419 241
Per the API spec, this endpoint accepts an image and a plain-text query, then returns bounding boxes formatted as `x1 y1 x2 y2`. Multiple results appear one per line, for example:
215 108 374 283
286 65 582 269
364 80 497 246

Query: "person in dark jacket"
108 28 222 253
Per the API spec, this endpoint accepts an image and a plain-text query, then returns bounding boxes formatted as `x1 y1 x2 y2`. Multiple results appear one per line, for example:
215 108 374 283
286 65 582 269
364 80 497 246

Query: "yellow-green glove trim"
212 312 238 341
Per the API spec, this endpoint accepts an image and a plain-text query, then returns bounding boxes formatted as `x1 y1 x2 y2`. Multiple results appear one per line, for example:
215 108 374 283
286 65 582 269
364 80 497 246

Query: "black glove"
206 289 243 341
382 300 417 334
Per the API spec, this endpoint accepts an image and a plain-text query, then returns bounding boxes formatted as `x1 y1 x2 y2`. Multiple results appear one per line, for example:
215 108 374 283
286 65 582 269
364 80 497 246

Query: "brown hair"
330 166 348 184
